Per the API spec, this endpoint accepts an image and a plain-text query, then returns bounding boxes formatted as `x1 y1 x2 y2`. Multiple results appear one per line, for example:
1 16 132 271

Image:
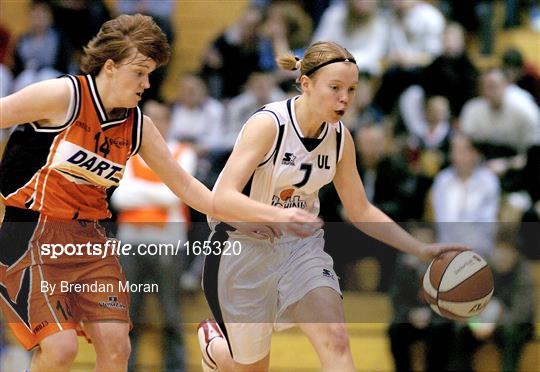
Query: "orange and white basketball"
423 251 494 320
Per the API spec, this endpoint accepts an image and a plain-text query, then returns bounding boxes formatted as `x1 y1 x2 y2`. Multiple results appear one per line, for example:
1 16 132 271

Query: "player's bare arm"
138 115 217 218
333 127 466 260
0 78 71 129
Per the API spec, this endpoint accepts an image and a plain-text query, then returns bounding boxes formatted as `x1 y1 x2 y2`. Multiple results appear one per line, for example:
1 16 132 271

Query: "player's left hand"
417 243 470 261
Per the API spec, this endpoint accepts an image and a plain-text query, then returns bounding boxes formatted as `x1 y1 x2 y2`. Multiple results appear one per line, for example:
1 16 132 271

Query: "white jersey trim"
249 109 282 166
129 107 143 156
29 75 81 133
337 121 345 163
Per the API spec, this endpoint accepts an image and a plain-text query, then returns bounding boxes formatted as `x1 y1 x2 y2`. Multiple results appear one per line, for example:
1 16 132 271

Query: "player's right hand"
273 208 323 238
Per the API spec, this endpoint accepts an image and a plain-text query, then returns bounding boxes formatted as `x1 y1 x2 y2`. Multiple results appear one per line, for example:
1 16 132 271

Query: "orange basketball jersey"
0 75 143 220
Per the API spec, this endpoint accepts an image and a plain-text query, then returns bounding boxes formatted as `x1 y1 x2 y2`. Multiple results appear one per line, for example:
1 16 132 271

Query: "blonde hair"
81 14 171 76
276 41 355 77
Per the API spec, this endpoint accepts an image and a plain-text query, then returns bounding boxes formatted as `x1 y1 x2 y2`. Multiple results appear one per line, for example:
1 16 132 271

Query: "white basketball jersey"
210 96 345 229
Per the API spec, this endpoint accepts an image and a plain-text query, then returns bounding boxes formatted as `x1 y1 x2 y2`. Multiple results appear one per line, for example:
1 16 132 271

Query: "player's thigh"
293 286 346 324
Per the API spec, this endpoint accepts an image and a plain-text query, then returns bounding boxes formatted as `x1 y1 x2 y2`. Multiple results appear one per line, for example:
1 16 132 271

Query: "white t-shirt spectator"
312 1 389 75
431 165 500 258
460 86 540 151
168 98 225 151
387 1 445 62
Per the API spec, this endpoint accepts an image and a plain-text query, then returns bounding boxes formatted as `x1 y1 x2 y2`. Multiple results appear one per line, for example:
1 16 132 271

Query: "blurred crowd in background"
0 0 539 371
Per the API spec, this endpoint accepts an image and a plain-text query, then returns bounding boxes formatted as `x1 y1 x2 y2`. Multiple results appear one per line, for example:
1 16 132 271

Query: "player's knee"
99 336 131 363
41 336 78 366
324 323 350 355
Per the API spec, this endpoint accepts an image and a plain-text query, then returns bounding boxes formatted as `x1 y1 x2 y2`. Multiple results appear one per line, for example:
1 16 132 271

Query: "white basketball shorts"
202 227 341 364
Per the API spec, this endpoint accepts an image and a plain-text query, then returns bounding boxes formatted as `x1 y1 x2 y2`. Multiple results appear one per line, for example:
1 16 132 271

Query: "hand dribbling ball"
423 251 494 320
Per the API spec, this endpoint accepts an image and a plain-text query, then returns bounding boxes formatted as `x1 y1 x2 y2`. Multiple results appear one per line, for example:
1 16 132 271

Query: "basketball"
423 251 494 320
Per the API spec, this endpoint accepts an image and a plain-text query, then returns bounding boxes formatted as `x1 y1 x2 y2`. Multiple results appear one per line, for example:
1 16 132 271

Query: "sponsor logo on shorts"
322 269 335 281
99 296 126 310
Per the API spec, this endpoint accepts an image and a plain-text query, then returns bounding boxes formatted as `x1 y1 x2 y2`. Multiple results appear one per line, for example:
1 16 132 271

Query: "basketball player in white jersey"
198 41 468 372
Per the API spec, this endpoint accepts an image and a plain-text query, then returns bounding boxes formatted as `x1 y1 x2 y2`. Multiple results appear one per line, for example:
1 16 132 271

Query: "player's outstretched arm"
138 115 218 218
333 127 467 260
0 79 71 129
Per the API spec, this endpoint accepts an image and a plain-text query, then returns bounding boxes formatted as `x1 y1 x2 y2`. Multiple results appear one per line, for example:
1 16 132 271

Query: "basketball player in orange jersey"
0 13 315 371
197 42 469 372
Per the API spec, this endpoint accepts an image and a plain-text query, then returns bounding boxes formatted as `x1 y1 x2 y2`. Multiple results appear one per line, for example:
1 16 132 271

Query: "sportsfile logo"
50 141 125 187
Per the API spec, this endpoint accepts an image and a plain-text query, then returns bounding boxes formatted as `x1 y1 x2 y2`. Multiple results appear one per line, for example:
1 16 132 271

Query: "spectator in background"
519 148 540 259
0 64 12 101
386 0 445 62
374 0 445 115
449 226 535 372
0 25 12 149
168 73 224 153
258 1 313 91
116 0 175 41
115 0 176 102
252 0 332 29
112 100 196 372
459 69 540 184
12 0 71 91
400 92 451 156
312 0 389 76
502 0 540 29
388 225 454 372
46 0 110 68
0 24 10 65
431 134 500 259
259 1 312 70
502 47 540 106
200 6 264 99
438 0 495 55
0 321 32 372
225 72 285 150
341 72 384 136
0 25 12 98
399 92 452 182
420 22 479 119
354 125 414 222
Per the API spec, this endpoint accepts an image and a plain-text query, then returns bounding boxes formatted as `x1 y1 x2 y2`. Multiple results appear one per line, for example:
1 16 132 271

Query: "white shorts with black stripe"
202 228 341 364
